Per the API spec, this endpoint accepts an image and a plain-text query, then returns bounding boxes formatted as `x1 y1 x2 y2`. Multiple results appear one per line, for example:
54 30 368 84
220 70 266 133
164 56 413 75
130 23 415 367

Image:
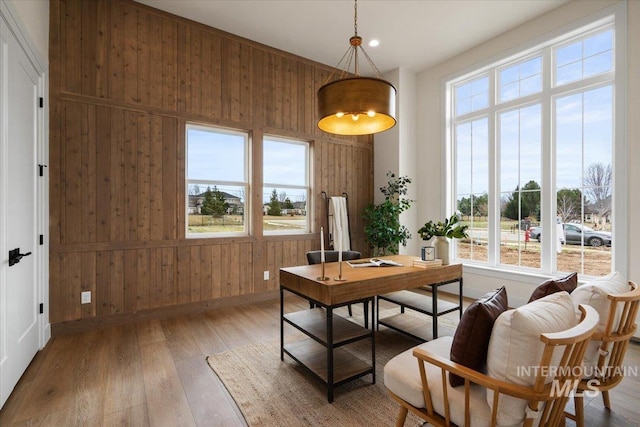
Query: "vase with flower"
417 214 469 265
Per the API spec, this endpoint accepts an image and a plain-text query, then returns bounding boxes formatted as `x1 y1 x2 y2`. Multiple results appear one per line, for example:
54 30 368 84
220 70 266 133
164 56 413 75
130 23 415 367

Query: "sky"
187 129 308 204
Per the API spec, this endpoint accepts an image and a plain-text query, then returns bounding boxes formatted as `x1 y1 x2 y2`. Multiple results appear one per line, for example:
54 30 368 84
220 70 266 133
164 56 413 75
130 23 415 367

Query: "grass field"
188 214 307 233
458 240 611 276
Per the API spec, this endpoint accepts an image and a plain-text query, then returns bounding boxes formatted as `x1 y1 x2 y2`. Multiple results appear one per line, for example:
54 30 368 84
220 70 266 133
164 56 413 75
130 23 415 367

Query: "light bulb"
336 112 344 118
351 114 359 121
367 111 376 117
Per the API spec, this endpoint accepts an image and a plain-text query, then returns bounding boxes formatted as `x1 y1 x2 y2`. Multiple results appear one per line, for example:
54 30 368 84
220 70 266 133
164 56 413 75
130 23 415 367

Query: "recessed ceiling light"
368 39 380 47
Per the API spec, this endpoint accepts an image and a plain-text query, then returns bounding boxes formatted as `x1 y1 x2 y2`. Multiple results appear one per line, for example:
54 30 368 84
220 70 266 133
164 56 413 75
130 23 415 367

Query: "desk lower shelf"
280 301 375 403
377 313 458 342
378 290 459 315
283 339 373 385
377 287 462 341
284 308 371 346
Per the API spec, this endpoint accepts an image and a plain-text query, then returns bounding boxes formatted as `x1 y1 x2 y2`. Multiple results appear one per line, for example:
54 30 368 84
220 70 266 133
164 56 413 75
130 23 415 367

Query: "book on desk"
412 258 443 268
347 258 403 267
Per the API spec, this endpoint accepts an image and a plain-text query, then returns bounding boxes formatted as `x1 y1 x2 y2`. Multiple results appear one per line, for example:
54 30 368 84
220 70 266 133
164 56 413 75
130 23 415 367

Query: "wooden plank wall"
49 0 374 327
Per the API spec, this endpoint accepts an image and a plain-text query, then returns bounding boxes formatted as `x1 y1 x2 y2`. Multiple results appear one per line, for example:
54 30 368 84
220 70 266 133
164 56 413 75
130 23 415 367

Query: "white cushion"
571 271 629 374
486 291 577 426
384 336 492 427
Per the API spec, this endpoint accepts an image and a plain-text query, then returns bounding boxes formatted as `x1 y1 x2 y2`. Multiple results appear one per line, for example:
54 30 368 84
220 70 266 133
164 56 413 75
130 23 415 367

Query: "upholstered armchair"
384 291 599 427
566 278 640 426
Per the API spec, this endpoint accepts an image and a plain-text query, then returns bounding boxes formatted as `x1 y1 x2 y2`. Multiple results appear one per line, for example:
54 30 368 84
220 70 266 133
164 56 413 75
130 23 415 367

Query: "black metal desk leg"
433 285 438 339
364 302 369 329
280 287 284 361
371 297 376 384
327 306 334 403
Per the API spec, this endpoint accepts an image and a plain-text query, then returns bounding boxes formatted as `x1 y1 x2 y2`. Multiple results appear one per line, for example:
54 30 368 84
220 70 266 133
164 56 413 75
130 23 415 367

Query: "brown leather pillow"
449 286 508 387
527 272 578 303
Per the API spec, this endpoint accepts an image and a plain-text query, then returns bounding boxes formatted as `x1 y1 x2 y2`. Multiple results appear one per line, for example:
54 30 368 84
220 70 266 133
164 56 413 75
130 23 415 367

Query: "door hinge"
39 303 43 314
39 234 44 245
39 97 44 108
38 164 47 176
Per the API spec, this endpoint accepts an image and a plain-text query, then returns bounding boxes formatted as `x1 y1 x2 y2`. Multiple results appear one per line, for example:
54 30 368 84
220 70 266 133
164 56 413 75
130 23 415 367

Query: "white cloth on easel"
329 196 351 251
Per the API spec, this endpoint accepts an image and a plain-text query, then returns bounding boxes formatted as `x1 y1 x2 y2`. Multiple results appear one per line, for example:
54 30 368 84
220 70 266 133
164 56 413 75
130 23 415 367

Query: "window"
554 85 613 275
499 104 542 269
455 116 488 262
455 76 489 116
186 125 249 237
498 56 542 103
185 126 312 237
263 136 310 234
555 30 613 86
448 17 620 277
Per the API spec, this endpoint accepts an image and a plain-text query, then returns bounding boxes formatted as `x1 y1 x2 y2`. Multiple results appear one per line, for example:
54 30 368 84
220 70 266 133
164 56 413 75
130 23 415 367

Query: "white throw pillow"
570 271 629 375
486 291 577 426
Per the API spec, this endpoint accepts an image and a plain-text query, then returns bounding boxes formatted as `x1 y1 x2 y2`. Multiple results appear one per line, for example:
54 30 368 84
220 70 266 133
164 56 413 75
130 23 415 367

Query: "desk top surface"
280 255 462 305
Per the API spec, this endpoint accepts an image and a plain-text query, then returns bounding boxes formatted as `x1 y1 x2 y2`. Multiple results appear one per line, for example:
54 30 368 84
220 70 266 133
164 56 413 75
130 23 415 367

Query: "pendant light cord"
354 0 358 37
322 0 385 84
353 0 359 76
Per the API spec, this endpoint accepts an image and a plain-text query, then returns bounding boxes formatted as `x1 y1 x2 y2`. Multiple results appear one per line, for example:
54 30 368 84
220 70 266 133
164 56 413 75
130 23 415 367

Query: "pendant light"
317 0 397 136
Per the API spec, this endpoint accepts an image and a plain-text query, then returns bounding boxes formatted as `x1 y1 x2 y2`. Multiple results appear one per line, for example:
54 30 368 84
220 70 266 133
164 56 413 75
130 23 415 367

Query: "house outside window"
186 124 249 237
263 136 310 234
448 15 622 277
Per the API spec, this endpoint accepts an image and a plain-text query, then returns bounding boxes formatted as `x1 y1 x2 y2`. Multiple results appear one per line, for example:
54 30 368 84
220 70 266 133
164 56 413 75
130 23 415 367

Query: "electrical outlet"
263 271 270 280
81 291 91 304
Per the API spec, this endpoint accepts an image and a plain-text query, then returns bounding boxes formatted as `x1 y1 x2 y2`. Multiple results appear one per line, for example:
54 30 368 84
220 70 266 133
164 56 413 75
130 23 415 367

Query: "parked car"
529 222 565 244
529 223 611 247
564 223 611 247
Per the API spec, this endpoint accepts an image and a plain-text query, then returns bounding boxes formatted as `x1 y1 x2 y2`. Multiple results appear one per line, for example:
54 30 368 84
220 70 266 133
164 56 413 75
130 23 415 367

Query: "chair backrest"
593 280 640 388
416 304 599 427
306 250 362 265
525 304 600 426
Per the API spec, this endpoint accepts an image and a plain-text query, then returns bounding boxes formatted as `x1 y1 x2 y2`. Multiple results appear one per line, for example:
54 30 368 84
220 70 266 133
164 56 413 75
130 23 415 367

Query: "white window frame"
262 135 311 235
185 123 250 238
443 5 627 278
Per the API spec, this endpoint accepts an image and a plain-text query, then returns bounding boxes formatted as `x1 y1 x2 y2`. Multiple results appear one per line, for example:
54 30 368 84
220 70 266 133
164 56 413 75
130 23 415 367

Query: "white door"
0 17 41 408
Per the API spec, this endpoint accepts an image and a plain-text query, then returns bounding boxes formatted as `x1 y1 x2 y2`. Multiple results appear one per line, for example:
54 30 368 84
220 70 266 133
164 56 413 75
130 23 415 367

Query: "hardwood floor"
1 294 639 426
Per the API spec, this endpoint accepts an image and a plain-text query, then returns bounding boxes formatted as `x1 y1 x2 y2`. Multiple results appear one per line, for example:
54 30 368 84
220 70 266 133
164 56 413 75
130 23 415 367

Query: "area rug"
206 312 460 426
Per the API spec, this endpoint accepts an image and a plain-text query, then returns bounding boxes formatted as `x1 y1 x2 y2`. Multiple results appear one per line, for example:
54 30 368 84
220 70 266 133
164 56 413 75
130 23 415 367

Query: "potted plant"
417 214 469 264
363 172 413 256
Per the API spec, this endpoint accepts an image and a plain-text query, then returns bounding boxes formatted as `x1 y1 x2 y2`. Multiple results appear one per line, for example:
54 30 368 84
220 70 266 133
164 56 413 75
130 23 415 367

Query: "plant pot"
434 236 450 265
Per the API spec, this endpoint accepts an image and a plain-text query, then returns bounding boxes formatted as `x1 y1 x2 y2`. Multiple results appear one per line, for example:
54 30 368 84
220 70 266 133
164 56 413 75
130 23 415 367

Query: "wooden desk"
279 255 463 402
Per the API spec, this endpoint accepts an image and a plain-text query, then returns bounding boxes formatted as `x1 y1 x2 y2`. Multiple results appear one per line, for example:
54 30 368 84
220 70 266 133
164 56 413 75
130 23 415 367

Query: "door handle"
9 248 32 267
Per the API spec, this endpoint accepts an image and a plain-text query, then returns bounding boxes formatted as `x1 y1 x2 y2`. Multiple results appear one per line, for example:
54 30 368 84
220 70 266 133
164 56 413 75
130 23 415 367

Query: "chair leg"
395 406 408 427
601 390 611 410
574 394 585 427
348 304 353 317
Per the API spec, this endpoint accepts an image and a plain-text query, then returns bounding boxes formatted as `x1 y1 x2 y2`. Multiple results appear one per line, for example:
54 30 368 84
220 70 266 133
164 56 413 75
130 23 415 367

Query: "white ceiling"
135 0 568 75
